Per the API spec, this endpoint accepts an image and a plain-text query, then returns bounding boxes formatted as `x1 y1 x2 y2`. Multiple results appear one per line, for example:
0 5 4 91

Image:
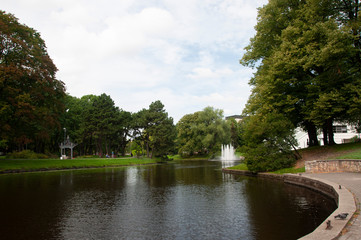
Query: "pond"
0 160 336 240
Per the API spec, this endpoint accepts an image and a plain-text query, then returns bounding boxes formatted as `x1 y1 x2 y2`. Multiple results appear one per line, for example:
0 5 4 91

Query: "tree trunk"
305 121 319 147
322 125 328 146
327 118 336 145
146 141 150 158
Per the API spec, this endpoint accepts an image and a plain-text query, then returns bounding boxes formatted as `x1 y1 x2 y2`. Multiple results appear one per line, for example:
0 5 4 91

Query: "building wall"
295 124 359 149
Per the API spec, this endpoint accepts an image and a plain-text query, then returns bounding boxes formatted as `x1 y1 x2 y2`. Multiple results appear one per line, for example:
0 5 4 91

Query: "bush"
244 144 296 172
350 136 360 143
6 150 49 159
79 155 101 158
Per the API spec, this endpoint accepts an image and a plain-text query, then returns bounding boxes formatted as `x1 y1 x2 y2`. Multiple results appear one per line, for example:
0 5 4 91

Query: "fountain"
221 144 238 161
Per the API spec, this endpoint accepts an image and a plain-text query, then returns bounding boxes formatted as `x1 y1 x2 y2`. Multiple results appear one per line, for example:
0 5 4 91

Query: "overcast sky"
2 0 267 122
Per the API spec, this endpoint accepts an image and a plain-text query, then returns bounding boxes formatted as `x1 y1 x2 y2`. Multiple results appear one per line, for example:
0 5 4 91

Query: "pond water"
0 160 336 240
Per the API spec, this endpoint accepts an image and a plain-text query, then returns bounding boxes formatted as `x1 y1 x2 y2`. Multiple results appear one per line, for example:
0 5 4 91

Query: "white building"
225 115 243 123
296 123 359 149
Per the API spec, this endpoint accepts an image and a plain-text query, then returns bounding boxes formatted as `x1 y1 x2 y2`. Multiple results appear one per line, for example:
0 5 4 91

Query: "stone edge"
222 169 357 240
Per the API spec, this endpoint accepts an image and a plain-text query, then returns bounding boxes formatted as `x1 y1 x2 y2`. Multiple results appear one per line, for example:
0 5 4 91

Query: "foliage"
241 0 361 148
228 118 242 149
133 100 176 158
0 11 66 153
130 141 143 158
239 0 361 171
176 107 231 157
61 94 133 157
242 112 298 172
6 150 49 159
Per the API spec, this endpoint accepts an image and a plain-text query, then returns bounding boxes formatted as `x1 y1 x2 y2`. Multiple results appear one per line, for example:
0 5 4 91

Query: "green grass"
227 164 305 174
0 158 158 173
335 148 361 159
270 166 305 174
227 163 248 171
332 142 361 152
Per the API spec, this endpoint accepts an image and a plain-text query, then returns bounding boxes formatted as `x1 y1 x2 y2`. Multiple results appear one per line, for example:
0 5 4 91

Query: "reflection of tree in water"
242 177 337 240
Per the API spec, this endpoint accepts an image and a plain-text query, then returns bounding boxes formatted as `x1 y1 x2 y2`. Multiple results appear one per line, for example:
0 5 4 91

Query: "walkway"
303 173 361 240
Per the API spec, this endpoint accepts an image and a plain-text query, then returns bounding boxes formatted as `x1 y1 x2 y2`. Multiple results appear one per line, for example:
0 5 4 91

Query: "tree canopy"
176 107 231 157
0 11 66 153
132 100 176 159
240 0 361 171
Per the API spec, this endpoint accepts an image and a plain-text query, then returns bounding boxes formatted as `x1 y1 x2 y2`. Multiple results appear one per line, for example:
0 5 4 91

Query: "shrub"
79 155 101 158
6 150 49 159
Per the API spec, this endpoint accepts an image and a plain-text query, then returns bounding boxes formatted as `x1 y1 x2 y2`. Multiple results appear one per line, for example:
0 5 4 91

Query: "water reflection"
0 161 336 240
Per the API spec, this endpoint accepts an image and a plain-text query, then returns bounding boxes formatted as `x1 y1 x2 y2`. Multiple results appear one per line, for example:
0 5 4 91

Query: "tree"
241 0 361 148
228 118 240 149
110 110 133 156
0 11 65 153
176 107 231 157
61 94 133 157
133 100 176 158
175 112 200 156
242 111 298 172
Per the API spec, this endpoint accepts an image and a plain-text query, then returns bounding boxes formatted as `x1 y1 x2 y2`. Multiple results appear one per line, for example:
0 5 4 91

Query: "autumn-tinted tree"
0 11 65 153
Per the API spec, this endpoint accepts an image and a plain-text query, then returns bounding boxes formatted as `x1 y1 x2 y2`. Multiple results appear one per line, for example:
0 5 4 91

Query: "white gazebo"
60 136 77 159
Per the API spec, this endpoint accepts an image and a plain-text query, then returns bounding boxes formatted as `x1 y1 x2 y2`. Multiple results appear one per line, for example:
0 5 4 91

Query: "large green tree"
133 100 176 158
176 107 231 157
242 111 299 172
240 0 361 170
0 11 65 153
61 94 133 157
241 0 361 146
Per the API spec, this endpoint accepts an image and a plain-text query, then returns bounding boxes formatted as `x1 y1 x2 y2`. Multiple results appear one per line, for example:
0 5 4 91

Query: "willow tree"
0 11 65 153
176 107 231 157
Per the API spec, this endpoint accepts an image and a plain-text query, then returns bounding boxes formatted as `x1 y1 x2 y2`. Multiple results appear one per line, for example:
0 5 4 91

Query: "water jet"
221 144 238 161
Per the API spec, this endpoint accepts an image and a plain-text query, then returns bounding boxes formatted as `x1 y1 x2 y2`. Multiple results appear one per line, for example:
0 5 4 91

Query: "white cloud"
2 0 268 122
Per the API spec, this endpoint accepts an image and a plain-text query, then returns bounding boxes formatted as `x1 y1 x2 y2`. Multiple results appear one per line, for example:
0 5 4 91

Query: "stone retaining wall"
305 159 361 173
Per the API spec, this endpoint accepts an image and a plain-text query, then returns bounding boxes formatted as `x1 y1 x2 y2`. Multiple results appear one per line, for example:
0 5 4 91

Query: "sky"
2 0 268 122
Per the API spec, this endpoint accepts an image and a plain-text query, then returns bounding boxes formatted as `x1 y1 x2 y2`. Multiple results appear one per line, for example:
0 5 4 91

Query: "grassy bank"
227 142 361 174
0 158 158 174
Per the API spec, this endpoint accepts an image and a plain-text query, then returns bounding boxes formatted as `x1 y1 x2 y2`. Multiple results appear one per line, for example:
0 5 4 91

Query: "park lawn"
270 166 305 174
227 163 305 174
0 158 158 173
335 148 361 159
227 163 248 171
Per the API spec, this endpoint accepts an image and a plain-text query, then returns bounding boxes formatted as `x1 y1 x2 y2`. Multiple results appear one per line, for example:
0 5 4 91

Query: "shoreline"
0 160 160 175
0 163 159 175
